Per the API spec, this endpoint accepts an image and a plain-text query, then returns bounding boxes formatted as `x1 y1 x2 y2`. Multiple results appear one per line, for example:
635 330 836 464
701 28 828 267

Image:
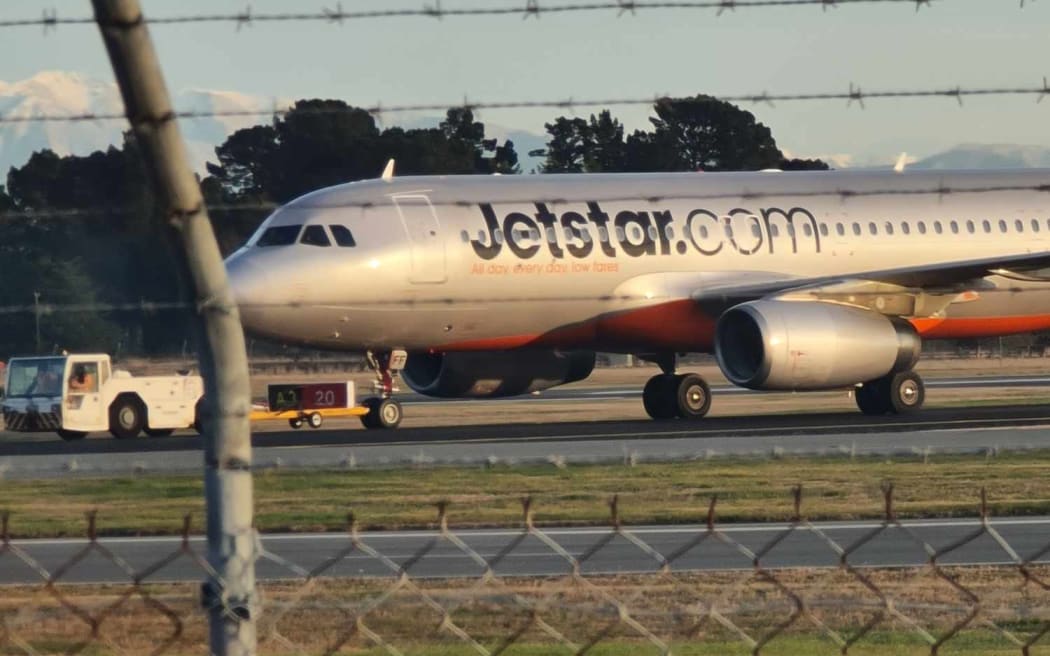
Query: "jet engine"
714 300 920 390
401 350 596 398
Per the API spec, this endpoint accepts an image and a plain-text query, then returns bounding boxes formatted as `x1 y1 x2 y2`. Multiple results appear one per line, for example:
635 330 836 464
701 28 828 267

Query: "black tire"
889 371 925 414
359 398 380 429
109 395 145 439
193 399 205 434
307 412 324 429
57 429 87 442
144 428 175 437
642 375 678 420
289 417 304 429
675 374 711 419
855 378 891 416
375 399 402 429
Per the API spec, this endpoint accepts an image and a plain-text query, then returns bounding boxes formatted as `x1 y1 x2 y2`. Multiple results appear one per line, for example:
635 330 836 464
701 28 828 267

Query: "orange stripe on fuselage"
911 315 1050 339
436 300 717 352
436 305 1050 353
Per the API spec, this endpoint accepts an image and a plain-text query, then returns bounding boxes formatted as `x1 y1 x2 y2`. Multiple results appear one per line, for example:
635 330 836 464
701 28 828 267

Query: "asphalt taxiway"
3 516 1047 585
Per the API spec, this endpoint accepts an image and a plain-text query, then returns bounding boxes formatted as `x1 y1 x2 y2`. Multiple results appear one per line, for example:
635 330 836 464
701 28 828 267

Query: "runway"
398 374 1050 405
0 374 1049 477
0 402 1048 478
3 516 1047 585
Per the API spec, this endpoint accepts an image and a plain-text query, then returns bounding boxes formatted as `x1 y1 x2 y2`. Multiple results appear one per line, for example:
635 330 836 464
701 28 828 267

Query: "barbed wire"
1 178 1049 224
2 79 1049 126
0 486 1048 654
0 0 957 32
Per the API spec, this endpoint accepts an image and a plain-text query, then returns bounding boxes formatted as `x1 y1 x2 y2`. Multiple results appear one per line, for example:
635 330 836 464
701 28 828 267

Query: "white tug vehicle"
1 354 203 441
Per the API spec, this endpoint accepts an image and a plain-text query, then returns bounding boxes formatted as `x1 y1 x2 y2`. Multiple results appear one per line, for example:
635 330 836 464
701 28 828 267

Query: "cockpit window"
300 225 332 247
329 225 357 247
256 225 302 246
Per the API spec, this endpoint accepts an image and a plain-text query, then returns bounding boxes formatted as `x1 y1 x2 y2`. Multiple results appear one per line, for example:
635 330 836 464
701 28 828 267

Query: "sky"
1 0 1048 166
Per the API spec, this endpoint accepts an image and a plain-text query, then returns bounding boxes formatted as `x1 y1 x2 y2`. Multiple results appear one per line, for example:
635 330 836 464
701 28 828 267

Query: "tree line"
0 95 823 357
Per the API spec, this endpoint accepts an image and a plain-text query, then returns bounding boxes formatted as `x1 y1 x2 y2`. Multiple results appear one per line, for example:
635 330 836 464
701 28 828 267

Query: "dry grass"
2 567 1047 655
1 451 1050 538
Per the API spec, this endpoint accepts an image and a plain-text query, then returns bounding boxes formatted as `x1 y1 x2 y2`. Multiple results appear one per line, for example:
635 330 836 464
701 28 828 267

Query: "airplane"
223 166 1050 429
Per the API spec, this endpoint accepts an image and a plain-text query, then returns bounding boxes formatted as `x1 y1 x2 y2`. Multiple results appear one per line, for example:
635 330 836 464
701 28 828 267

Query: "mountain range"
3 71 1049 179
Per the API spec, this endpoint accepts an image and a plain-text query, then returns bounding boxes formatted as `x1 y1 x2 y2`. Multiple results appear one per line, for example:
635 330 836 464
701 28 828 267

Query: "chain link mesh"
1 485 1048 654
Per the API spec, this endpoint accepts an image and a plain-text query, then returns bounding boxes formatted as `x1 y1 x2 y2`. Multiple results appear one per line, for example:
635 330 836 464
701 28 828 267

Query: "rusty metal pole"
91 1 257 653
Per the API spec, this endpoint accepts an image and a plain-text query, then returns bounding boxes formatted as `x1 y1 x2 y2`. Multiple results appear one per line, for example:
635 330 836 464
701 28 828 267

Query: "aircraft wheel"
307 412 324 429
642 374 678 420
57 429 87 442
675 373 711 419
889 371 925 414
360 398 380 429
288 417 304 429
375 399 403 429
855 378 891 416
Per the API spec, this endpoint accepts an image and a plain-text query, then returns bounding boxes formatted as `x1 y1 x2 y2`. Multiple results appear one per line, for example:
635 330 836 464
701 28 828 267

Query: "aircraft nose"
225 253 272 323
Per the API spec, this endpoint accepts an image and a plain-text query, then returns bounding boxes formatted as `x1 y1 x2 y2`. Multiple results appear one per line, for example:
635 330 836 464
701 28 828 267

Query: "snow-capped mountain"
0 71 286 176
910 143 1050 170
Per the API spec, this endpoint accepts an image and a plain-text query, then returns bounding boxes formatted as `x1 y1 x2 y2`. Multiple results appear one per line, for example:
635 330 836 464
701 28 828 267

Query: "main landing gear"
641 355 712 420
360 350 407 429
855 370 925 415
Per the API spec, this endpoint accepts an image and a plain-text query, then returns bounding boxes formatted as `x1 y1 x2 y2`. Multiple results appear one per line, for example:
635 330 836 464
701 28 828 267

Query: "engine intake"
714 300 920 390
401 350 596 398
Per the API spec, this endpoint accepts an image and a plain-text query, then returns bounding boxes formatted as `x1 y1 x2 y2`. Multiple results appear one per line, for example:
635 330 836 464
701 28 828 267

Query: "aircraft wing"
689 250 1050 317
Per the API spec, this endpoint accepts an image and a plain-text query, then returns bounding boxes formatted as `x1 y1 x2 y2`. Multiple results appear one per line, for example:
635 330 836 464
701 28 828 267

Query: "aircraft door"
392 195 447 284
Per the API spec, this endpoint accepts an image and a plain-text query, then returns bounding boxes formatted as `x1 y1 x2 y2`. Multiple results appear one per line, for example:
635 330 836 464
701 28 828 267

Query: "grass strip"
1 450 1049 538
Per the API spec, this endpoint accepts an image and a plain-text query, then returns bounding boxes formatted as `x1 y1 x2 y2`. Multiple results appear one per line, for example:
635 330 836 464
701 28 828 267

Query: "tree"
540 98 827 174
540 111 626 173
642 96 784 171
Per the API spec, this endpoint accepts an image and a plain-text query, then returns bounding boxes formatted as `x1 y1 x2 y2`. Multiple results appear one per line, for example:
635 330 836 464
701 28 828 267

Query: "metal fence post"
91 2 257 654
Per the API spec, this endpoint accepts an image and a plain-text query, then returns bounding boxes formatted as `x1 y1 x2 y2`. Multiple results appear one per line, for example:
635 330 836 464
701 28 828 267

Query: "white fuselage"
224 169 1050 354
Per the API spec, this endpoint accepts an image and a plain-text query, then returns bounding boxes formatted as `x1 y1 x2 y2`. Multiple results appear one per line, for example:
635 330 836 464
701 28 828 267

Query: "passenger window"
300 225 331 247
836 223 845 237
965 220 975 234
329 225 357 247
751 224 762 238
950 221 959 234
665 225 676 240
999 220 1008 233
885 222 894 236
256 225 302 247
787 225 796 237
771 225 780 237
802 224 813 237
901 222 910 235
548 227 559 243
647 225 658 241
460 230 469 243
1033 219 1040 233
917 221 927 234
852 223 861 236
819 223 828 238
1016 219 1025 232
699 226 710 239
869 222 878 236
934 221 943 234
494 229 504 244
982 220 991 233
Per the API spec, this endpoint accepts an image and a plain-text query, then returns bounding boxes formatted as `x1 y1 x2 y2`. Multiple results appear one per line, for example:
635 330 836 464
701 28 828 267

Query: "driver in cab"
68 364 97 393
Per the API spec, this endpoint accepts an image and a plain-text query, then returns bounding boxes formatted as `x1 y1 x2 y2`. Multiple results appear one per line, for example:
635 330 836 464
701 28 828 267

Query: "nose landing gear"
361 350 407 429
640 355 712 420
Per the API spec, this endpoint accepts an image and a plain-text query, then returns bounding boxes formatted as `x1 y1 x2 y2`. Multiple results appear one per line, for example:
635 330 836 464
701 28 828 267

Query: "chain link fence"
1 486 1048 655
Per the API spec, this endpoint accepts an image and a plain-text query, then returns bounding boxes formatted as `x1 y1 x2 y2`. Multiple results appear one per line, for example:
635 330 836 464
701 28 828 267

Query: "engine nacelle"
401 350 596 398
714 300 920 390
